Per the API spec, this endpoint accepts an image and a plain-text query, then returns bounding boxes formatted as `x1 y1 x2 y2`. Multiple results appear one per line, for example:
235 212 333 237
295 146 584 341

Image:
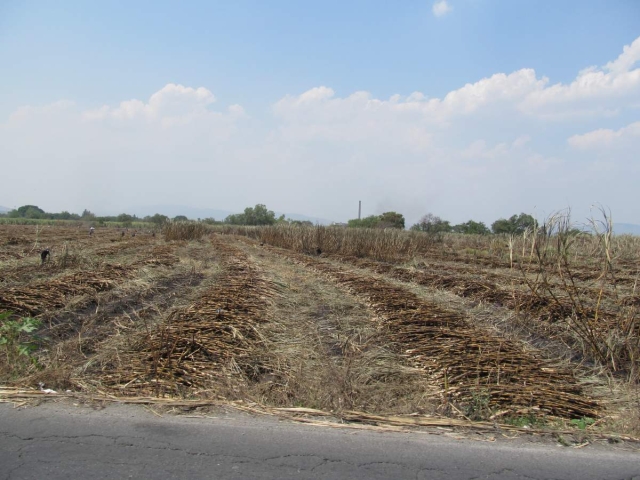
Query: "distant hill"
614 223 640 235
0 206 10 214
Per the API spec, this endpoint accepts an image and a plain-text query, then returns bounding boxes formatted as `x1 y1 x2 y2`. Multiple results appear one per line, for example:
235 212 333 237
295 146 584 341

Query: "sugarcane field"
1 220 638 444
6 6 640 478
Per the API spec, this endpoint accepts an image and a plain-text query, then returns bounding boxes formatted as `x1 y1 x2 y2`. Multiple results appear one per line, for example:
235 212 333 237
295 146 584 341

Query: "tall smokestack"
358 201 361 220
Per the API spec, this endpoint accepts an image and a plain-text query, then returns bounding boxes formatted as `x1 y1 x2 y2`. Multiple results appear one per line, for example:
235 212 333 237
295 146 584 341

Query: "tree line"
1 205 190 227
408 212 537 235
347 211 537 235
2 204 538 235
0 204 310 228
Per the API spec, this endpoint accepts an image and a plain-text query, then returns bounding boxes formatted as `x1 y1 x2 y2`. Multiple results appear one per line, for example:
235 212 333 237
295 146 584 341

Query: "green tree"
410 213 451 234
290 220 313 227
378 211 405 229
249 204 277 225
81 209 96 219
9 205 46 219
149 214 169 225
225 204 277 225
25 207 45 218
225 213 244 225
173 215 189 222
452 220 491 235
348 215 380 228
117 213 134 227
491 213 537 235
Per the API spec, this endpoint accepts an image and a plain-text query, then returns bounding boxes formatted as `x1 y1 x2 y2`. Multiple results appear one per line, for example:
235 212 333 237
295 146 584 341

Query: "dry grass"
222 215 640 386
219 224 439 261
2 223 639 437
0 227 210 389
215 219 639 433
163 222 208 241
236 242 435 415
514 211 639 382
259 244 599 419
85 237 274 397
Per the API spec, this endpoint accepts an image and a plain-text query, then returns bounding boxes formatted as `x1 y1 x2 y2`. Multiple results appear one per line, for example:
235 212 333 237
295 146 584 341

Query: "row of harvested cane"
331 255 626 326
267 246 599 419
0 245 180 316
97 236 276 397
327 254 640 379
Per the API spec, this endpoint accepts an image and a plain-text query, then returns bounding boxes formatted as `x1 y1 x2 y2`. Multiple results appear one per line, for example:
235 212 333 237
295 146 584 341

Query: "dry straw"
220 214 639 384
261 246 599 419
96 237 276 397
163 222 208 241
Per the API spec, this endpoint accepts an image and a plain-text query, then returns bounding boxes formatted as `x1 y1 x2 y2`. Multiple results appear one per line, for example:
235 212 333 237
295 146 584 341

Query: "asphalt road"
1 402 639 480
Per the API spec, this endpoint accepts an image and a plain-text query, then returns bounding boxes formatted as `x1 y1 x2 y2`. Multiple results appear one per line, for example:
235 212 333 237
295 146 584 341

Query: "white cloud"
520 37 640 118
2 37 640 225
9 100 76 122
272 35 640 131
442 70 545 115
0 84 247 214
512 135 531 148
273 88 435 153
274 69 546 128
432 0 452 17
83 83 218 124
461 135 531 161
568 121 640 150
82 105 110 121
605 36 640 74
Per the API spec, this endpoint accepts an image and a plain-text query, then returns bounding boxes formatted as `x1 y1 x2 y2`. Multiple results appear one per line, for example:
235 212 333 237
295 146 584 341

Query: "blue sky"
1 0 639 225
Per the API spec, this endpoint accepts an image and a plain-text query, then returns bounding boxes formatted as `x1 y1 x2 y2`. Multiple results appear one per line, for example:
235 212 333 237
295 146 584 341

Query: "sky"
1 0 639 226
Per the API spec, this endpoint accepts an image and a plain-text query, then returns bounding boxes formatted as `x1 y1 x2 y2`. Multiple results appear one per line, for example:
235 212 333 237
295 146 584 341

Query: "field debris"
330 255 617 321
0 245 179 316
3 387 638 445
0 265 132 316
97 237 276 396
266 246 600 419
2 224 638 438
